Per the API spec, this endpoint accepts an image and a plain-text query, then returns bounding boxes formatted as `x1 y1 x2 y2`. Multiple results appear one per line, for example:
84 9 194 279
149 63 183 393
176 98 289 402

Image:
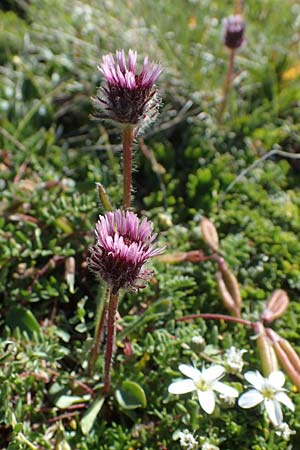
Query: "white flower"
177 429 199 450
275 422 296 440
224 346 247 374
202 443 220 450
168 364 238 414
238 370 294 426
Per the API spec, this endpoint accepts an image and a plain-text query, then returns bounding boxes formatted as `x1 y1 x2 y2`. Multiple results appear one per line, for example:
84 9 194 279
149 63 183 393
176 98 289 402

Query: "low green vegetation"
1 1 300 449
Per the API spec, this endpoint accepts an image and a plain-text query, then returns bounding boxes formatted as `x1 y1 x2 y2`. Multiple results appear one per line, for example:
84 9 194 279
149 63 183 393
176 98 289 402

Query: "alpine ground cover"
1 0 300 449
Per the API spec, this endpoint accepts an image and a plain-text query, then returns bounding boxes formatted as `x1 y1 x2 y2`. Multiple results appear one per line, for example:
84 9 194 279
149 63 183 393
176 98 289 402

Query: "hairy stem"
89 286 109 376
103 290 119 394
122 125 135 210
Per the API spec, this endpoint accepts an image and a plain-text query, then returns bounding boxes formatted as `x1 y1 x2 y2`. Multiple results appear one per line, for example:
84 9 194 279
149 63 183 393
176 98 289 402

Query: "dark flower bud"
223 15 246 50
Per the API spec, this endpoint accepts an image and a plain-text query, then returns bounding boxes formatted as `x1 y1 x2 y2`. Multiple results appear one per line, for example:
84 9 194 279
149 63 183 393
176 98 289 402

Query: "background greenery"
1 0 300 448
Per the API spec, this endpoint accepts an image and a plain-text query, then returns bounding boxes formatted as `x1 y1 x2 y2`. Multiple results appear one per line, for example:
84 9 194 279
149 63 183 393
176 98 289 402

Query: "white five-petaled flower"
238 370 294 426
224 346 247 374
168 364 238 414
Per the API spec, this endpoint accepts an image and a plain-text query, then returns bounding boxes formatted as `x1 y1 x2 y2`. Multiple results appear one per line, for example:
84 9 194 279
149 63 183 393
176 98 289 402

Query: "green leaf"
56 395 86 409
80 395 105 435
5 306 40 336
115 381 147 410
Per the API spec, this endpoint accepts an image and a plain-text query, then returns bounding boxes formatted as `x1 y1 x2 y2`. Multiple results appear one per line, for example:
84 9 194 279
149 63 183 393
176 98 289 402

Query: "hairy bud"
216 261 242 317
254 322 278 376
266 328 300 387
200 217 219 252
261 289 289 324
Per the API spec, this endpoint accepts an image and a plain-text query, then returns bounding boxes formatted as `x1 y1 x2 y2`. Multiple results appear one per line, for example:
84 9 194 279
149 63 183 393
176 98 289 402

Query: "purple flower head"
93 49 162 127
223 15 246 50
88 210 164 293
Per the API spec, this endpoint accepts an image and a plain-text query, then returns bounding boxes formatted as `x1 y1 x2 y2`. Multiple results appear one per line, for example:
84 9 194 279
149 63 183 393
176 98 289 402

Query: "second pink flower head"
88 210 164 293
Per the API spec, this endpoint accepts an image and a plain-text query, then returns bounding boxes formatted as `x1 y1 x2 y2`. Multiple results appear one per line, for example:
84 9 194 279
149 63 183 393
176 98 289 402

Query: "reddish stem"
176 313 254 328
122 125 135 210
47 411 80 423
218 48 235 119
13 160 27 183
103 290 119 394
26 255 64 292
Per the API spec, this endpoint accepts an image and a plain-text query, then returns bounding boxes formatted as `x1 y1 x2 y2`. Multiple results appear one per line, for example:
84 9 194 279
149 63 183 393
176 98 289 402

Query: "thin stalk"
235 0 243 14
103 290 119 394
89 286 109 376
218 49 235 120
122 125 135 210
176 313 254 328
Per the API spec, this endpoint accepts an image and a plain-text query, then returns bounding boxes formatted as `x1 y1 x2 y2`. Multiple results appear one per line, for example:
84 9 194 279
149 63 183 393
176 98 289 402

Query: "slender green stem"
122 125 135 210
17 433 38 450
103 289 119 394
89 286 109 376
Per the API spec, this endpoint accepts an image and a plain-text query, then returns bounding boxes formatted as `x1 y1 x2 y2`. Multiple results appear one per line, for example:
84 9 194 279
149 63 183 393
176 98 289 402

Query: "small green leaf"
56 395 86 409
6 306 40 336
80 395 105 435
115 381 147 410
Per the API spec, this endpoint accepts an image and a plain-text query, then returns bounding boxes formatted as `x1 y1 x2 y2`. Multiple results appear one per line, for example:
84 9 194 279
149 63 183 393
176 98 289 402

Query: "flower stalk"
88 286 109 376
218 48 235 119
176 313 253 328
122 125 135 210
103 289 119 394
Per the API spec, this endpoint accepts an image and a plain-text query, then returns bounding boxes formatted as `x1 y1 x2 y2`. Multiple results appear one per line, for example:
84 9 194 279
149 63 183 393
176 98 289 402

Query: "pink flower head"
93 49 162 127
223 15 246 50
88 210 164 293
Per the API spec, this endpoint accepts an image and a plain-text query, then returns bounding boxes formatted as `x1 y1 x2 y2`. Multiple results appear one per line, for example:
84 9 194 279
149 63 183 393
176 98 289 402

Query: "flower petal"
244 371 265 390
168 379 196 395
275 392 295 411
238 389 263 408
264 399 283 426
202 365 224 382
178 364 201 381
213 381 239 398
268 371 285 389
197 389 215 414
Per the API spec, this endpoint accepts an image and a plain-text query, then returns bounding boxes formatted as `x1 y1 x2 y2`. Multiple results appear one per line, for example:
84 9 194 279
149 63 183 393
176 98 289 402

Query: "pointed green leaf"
80 395 105 435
